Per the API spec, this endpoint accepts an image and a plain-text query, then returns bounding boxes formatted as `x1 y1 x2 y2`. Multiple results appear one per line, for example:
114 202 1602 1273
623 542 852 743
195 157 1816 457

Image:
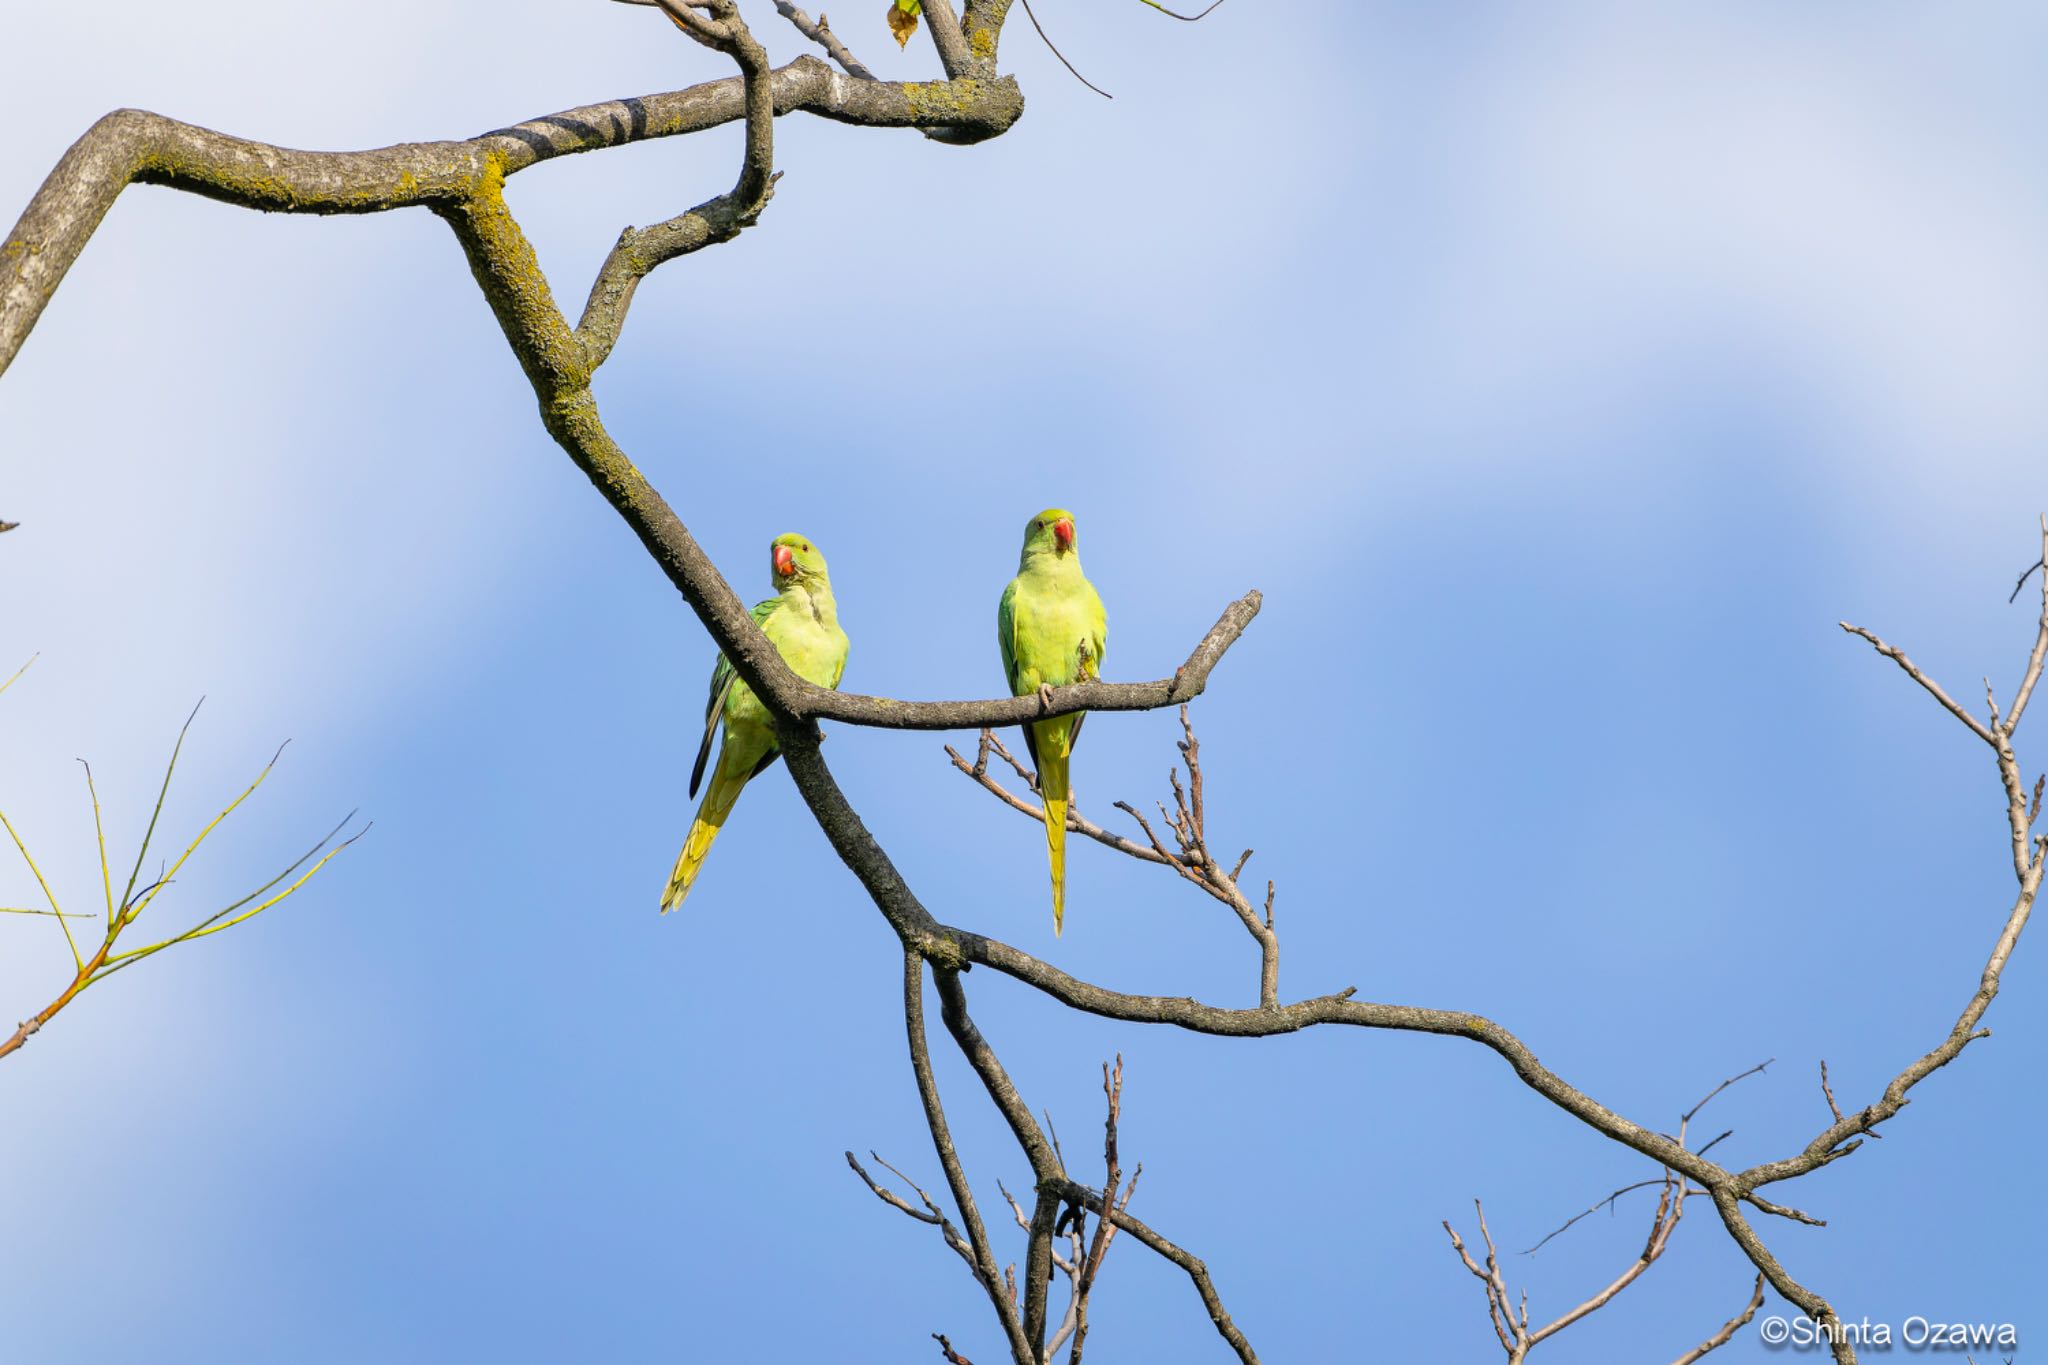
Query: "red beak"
773 545 796 577
1054 518 1075 552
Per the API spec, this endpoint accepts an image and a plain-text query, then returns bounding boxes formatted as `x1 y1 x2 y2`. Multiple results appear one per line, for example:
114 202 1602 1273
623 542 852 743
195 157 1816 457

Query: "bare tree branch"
1050 1177 1258 1365
576 1 780 367
1 59 1022 379
902 952 1035 1364
773 1 879 78
931 969 1065 1353
1839 623 1997 747
954 707 1281 1005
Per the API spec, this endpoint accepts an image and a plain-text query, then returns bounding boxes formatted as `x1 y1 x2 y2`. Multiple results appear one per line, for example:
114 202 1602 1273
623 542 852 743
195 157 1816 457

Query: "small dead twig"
1137 0 1229 17
1068 1054 1137 1364
2008 556 2044 605
951 707 1282 1006
771 0 877 78
1017 0 1112 99
1668 1275 1767 1365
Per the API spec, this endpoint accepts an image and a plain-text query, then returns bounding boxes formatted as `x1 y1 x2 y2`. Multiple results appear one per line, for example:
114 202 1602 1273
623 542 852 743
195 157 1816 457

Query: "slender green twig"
0 809 80 970
1137 0 1227 18
79 760 114 928
1 714 360 1062
126 739 289 925
0 655 35 698
120 698 204 917
92 821 366 983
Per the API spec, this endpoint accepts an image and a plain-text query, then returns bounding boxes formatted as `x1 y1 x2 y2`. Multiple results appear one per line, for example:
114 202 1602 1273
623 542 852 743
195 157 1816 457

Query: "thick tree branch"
576 0 780 368
1709 1189 1848 1363
920 0 977 79
960 0 1018 75
903 952 1037 1365
932 969 1065 1354
1 58 1021 378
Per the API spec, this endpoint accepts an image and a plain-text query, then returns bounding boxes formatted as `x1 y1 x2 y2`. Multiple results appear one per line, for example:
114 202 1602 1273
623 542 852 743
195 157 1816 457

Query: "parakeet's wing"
997 577 1047 770
1063 577 1108 750
690 596 782 798
997 578 1021 693
1087 584 1108 677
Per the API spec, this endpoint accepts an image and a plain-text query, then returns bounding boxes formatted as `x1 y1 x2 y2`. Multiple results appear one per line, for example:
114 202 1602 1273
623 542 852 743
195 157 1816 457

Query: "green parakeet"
998 508 1108 934
662 533 849 911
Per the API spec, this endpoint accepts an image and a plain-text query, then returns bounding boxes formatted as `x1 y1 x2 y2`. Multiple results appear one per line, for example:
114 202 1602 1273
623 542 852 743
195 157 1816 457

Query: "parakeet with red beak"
998 508 1108 934
662 533 849 911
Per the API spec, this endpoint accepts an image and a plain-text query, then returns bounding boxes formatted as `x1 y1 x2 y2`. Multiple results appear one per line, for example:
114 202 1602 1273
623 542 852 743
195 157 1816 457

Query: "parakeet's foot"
1037 682 1056 713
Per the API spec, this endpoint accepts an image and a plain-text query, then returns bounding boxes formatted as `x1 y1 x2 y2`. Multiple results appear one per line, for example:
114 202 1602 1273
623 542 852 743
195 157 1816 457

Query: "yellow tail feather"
1038 733 1071 936
661 758 749 912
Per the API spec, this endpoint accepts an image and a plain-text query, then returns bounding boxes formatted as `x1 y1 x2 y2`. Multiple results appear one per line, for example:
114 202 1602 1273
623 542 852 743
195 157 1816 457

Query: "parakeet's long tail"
1033 715 1076 935
662 747 751 912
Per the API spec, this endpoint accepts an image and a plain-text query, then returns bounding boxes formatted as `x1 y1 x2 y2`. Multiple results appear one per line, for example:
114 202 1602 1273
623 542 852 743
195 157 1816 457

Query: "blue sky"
3 3 2045 1361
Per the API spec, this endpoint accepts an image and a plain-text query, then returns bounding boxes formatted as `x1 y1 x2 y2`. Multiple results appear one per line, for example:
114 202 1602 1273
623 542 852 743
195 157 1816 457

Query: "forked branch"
0 699 360 1063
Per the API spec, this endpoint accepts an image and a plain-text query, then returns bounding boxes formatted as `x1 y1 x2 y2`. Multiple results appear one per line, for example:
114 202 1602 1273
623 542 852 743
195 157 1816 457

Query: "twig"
1839 623 1998 747
1067 1054 1131 1364
1136 0 1229 17
0 725 355 1062
1053 1177 1257 1364
1668 1275 1767 1365
847 1150 977 1271
1681 1059 1772 1126
2007 558 2043 605
771 1 877 78
953 707 1280 1006
1017 0 1112 98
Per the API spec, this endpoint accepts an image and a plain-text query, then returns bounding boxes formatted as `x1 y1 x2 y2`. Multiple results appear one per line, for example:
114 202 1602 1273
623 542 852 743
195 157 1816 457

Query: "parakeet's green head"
1019 508 1079 564
771 532 829 586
